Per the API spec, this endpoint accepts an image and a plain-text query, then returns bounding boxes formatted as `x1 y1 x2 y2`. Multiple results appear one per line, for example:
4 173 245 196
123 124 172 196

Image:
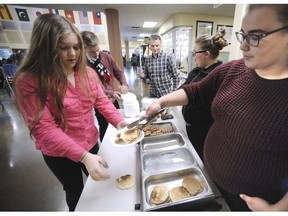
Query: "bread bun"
168 186 190 202
182 176 203 196
120 127 141 143
116 174 135 190
149 184 169 205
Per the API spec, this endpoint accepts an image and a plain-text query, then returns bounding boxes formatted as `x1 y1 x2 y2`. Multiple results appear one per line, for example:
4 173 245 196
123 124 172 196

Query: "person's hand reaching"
81 152 111 181
138 71 145 79
117 120 129 130
120 85 129 94
240 194 271 211
145 102 162 119
113 91 122 101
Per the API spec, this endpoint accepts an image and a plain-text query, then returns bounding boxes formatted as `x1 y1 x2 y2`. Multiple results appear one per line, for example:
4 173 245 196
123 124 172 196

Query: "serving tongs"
126 108 166 130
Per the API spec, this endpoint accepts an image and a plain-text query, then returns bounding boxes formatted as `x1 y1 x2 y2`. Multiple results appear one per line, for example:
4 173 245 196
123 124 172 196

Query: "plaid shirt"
143 51 179 98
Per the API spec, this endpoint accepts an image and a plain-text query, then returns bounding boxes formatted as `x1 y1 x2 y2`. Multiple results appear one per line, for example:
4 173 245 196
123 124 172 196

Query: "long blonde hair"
16 14 88 134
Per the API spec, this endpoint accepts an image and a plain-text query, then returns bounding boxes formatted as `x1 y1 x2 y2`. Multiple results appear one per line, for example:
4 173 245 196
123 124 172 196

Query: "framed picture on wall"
196 21 213 38
217 25 233 45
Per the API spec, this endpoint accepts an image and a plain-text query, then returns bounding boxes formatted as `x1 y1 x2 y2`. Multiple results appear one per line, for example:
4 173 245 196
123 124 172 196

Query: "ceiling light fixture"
139 33 150 37
143 21 157 28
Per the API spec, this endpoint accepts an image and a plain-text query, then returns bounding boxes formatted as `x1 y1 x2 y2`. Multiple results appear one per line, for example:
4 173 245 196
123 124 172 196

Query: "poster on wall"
196 21 213 38
217 25 233 45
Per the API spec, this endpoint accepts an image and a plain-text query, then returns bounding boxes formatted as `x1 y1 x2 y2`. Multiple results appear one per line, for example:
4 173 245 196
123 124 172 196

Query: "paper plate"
110 130 144 147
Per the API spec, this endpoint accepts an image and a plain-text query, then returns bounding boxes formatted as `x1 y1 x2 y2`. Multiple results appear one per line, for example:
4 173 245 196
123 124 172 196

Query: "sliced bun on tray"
149 184 169 205
182 176 203 196
116 174 135 189
168 186 190 202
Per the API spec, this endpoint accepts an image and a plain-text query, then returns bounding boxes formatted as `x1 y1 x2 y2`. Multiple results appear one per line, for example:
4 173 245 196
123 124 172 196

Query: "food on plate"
114 126 141 144
143 124 174 136
149 184 170 205
116 174 135 190
168 186 190 202
114 133 122 144
182 176 203 196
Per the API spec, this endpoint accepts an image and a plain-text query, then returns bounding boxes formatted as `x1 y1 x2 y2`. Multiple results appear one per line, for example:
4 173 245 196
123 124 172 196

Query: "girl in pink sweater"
15 14 128 211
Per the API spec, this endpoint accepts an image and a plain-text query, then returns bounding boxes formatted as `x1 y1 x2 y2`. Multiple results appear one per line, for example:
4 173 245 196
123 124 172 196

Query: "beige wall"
122 12 235 62
157 13 234 53
229 4 247 61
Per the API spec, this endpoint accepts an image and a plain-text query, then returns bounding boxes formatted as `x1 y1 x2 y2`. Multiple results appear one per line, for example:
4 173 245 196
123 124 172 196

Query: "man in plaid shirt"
139 35 179 98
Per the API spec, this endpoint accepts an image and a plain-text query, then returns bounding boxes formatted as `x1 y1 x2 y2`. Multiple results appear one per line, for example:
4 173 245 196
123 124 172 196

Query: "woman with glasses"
145 4 288 211
179 28 228 161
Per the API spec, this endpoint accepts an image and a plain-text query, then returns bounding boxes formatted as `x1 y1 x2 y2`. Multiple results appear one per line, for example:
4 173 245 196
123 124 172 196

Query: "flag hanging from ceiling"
0 20 18 30
64 10 75 24
15 8 30 22
32 8 43 17
48 9 59 14
0 4 12 20
93 11 102 25
78 11 89 24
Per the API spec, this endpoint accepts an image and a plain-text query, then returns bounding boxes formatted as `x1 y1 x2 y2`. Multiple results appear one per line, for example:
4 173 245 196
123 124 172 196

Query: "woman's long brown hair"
15 14 89 136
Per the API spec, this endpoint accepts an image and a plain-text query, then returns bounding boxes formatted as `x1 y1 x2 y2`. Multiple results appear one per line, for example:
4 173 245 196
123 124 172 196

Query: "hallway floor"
0 67 149 211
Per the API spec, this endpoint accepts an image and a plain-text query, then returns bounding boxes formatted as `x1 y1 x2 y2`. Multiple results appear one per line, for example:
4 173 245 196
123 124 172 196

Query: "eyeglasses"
235 26 288 47
192 50 206 56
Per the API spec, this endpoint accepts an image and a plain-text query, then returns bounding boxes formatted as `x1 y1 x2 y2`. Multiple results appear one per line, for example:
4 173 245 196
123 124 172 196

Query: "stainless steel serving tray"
141 167 214 211
138 130 216 211
141 147 196 175
140 132 185 152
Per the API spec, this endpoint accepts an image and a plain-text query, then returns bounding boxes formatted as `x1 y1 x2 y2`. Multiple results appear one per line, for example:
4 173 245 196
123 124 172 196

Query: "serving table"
75 107 230 211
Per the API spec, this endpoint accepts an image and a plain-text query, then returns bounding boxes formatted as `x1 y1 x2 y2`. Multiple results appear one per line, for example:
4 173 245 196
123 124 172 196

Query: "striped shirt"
143 51 179 98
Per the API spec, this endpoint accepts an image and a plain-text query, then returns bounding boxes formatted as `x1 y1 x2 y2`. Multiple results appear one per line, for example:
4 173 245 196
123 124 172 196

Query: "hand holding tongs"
126 108 166 130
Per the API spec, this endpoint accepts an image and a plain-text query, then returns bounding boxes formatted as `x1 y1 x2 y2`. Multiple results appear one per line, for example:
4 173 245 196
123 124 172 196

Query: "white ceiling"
18 4 236 42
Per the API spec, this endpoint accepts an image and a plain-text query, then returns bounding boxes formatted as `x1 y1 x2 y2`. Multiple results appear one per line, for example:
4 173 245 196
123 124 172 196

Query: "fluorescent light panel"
139 33 150 37
143 21 157 28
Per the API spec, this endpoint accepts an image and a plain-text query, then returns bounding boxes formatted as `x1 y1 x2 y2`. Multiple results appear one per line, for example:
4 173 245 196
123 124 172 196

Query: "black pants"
186 125 206 161
95 100 120 141
42 144 99 211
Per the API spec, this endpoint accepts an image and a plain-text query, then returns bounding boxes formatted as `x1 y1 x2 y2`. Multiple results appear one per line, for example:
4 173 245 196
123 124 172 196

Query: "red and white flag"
64 10 75 24
93 11 102 25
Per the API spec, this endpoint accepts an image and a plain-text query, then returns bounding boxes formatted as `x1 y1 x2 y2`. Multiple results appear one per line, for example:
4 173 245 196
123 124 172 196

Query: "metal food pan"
141 147 196 174
141 167 214 211
142 122 177 137
140 132 185 152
